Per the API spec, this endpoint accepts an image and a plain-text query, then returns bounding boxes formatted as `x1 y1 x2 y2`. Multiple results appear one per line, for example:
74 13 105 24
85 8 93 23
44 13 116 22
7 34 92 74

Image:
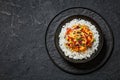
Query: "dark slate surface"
0 0 119 80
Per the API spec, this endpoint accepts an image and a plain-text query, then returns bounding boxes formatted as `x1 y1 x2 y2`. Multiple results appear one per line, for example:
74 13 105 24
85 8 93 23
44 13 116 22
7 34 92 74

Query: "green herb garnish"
93 39 96 42
81 43 85 46
76 38 82 41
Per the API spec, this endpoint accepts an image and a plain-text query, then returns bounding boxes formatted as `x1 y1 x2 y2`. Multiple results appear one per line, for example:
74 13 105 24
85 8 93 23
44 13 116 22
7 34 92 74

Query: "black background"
0 0 120 80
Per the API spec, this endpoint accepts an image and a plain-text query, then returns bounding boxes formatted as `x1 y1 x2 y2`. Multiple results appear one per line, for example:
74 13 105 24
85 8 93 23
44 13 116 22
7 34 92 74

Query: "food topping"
65 24 94 52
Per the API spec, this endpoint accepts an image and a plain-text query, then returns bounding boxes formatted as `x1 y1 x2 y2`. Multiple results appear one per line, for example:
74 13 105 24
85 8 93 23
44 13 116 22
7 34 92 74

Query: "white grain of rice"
59 19 99 60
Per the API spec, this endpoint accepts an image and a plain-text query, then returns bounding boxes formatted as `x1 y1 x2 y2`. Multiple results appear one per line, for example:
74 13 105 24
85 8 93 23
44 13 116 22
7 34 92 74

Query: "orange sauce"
65 24 94 52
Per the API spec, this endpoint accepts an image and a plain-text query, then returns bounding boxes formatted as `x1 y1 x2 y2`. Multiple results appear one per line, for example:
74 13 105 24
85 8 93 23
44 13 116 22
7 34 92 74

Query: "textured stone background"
0 0 120 80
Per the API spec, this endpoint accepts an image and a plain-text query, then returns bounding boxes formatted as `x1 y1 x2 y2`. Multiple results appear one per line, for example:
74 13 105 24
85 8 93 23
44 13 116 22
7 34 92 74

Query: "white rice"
59 19 99 60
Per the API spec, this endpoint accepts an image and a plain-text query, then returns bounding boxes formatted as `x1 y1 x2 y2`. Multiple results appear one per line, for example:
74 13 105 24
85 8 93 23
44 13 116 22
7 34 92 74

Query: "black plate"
55 15 104 63
45 7 114 74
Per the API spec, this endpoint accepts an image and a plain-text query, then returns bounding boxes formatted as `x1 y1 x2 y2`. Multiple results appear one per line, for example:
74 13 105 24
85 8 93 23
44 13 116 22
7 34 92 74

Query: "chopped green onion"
93 39 96 42
81 43 85 46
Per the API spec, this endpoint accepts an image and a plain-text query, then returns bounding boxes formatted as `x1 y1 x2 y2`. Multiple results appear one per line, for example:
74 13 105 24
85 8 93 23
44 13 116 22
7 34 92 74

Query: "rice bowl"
59 19 100 60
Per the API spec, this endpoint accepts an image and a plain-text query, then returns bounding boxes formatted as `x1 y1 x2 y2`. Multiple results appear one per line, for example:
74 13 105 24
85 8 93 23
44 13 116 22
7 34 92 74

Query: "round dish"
55 15 103 63
45 7 114 74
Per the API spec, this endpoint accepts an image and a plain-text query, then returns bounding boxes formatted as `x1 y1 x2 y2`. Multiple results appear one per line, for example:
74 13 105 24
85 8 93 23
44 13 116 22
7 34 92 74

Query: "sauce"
65 24 94 52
